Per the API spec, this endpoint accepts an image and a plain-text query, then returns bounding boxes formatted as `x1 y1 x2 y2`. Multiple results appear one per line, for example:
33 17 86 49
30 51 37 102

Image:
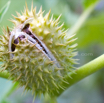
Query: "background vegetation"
0 0 104 103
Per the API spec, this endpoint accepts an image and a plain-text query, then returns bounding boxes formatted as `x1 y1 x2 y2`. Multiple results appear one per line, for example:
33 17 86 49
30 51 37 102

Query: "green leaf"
82 0 99 9
0 1 11 22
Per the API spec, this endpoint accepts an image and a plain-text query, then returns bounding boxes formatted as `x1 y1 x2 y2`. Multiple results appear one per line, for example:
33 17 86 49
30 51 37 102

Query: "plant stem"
0 54 104 97
55 54 104 96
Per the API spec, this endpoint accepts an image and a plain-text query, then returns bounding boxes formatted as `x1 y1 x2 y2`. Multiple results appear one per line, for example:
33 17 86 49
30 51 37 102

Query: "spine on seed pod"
0 3 78 98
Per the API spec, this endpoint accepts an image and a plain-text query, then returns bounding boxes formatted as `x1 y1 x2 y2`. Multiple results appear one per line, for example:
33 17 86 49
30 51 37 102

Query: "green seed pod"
0 3 77 97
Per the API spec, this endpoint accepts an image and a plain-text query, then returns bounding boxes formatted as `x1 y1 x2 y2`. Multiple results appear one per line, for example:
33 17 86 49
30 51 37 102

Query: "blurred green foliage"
82 0 99 9
0 0 104 103
77 13 104 48
0 1 10 22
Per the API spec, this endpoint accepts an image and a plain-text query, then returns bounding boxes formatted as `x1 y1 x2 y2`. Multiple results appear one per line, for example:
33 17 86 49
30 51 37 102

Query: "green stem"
0 54 104 97
55 54 104 96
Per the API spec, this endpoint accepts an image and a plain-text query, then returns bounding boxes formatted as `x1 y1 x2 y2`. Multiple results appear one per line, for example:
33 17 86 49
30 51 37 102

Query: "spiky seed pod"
0 4 77 97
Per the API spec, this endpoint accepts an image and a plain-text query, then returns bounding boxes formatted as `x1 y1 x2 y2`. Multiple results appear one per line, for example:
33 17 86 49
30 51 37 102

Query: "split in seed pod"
0 3 78 98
